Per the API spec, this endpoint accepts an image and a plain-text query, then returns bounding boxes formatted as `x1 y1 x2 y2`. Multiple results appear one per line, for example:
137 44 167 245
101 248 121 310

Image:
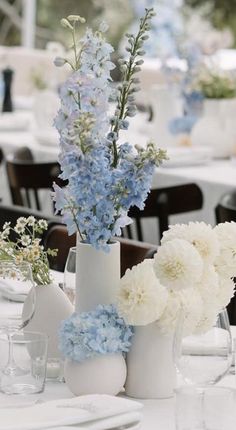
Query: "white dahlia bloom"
194 306 219 334
157 288 203 335
197 265 220 306
162 222 220 264
214 222 236 278
117 259 168 326
153 238 203 290
216 277 235 309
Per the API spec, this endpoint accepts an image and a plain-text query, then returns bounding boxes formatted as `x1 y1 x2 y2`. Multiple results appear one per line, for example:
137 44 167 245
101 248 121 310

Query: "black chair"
6 157 66 210
215 192 236 224
0 203 61 241
44 222 157 274
126 183 203 242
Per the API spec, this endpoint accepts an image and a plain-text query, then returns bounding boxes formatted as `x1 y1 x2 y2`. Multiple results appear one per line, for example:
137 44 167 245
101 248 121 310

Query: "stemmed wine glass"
0 261 36 377
173 308 232 428
64 247 76 306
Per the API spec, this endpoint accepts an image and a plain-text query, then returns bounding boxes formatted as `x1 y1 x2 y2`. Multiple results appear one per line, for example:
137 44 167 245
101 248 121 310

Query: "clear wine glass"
173 309 232 387
0 261 36 378
64 247 76 306
173 308 232 428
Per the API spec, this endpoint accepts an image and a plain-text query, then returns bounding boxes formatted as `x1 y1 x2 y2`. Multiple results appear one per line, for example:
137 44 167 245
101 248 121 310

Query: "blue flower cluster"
58 305 134 362
53 12 166 251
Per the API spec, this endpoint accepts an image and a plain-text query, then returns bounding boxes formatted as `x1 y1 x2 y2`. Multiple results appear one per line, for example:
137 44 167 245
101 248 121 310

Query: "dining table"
0 270 236 430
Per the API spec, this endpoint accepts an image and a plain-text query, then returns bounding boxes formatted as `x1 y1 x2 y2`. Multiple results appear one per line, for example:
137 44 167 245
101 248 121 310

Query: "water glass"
0 331 48 394
64 247 76 306
175 386 236 430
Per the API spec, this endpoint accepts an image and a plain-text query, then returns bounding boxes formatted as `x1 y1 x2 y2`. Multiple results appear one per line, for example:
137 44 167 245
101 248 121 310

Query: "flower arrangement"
192 67 236 99
53 9 167 251
0 217 57 285
117 221 236 334
59 304 133 362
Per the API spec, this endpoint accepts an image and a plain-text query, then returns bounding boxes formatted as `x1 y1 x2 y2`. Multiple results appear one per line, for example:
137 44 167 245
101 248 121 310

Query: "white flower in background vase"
118 259 168 326
153 238 203 290
161 221 220 264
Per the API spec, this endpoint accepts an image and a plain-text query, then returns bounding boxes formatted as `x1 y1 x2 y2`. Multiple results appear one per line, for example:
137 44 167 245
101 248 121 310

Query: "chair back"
127 183 203 242
44 222 157 275
6 158 65 210
215 192 236 223
0 203 61 241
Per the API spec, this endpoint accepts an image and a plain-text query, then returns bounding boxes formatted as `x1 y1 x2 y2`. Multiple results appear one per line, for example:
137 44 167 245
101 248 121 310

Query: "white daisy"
117 259 168 326
38 219 48 230
216 277 235 309
153 238 203 290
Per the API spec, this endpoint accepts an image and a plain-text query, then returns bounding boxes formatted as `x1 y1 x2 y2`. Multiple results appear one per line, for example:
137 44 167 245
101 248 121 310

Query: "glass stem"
199 388 206 430
4 332 17 375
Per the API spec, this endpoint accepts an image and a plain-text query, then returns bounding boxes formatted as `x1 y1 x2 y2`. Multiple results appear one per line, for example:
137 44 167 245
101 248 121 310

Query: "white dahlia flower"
117 259 168 326
162 222 220 264
194 306 219 334
216 277 235 309
214 222 236 278
153 238 203 290
197 265 220 306
157 287 202 335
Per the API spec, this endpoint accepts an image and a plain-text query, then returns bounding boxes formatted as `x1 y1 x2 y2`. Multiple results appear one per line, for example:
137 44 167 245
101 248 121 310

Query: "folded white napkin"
0 279 30 296
0 394 143 430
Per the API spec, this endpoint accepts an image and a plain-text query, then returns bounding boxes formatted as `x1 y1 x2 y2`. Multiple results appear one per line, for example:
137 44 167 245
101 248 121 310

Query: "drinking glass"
0 261 36 380
0 331 48 394
173 309 232 387
64 247 76 306
173 308 232 429
0 261 36 331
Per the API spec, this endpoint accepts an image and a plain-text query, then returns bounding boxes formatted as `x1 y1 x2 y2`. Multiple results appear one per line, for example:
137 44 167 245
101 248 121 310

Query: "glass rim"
0 330 48 344
175 386 236 395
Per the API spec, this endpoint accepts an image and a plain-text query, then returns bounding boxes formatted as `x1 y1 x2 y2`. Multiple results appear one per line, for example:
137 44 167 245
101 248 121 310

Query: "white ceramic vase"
75 237 120 312
64 353 127 396
191 98 236 158
125 322 176 399
150 84 182 147
23 284 73 359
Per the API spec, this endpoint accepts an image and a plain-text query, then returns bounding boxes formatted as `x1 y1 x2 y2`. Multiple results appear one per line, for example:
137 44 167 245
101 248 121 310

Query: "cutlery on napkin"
0 394 143 430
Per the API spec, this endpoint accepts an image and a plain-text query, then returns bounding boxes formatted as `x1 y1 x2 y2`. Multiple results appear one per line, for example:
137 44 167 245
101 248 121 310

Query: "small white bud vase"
64 353 127 396
75 236 120 312
125 322 176 399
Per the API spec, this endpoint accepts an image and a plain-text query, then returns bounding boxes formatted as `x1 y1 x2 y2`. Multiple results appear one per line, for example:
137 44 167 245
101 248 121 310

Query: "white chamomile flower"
3 222 11 230
21 235 31 247
38 219 48 230
117 259 168 326
27 216 36 226
162 222 220 264
14 224 25 234
1 229 10 239
16 217 27 227
153 238 203 290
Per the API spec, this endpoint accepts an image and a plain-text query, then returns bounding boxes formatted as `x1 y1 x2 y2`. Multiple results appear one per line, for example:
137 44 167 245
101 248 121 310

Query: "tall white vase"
75 237 120 313
125 322 176 399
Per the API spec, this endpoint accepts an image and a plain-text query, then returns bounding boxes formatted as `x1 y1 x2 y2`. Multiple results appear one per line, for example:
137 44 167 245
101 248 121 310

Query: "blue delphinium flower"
59 304 134 362
53 12 167 251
